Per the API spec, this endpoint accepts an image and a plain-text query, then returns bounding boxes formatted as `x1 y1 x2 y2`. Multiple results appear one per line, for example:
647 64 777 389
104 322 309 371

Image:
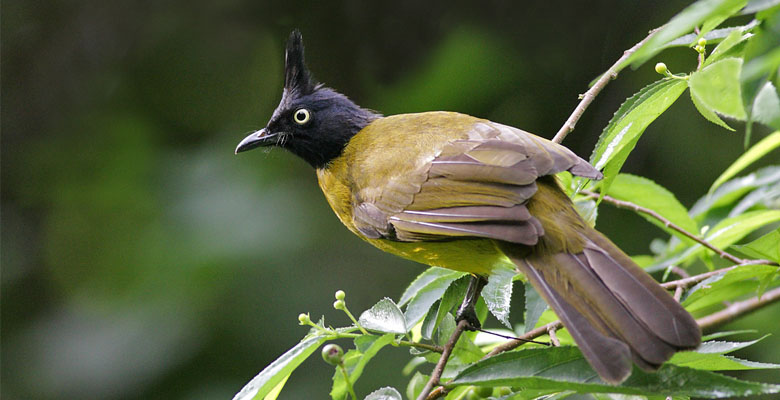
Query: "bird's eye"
293 108 311 125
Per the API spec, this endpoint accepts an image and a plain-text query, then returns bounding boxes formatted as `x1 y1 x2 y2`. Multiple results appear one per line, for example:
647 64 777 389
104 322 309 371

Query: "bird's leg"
455 275 488 331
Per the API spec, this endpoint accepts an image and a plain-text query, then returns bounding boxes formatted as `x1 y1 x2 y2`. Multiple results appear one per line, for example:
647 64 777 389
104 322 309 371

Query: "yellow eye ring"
293 108 311 125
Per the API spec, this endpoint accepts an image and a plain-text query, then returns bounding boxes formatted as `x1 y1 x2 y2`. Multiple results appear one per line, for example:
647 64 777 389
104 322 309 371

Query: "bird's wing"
352 120 601 243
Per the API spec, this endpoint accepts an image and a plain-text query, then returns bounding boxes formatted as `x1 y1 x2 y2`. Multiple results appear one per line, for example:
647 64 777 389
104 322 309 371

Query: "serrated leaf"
606 174 699 242
422 276 470 340
690 58 747 120
698 0 749 41
450 346 780 397
331 334 396 400
753 83 780 129
363 386 403 400
691 86 735 130
682 264 778 310
483 266 516 328
359 298 407 334
625 0 747 68
233 334 329 400
524 282 547 333
670 351 780 370
710 130 780 193
696 335 769 354
404 269 465 328
733 228 780 262
662 20 759 49
400 267 465 306
590 79 688 195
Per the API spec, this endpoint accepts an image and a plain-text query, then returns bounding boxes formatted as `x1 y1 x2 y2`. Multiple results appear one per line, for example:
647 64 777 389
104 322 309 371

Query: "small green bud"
694 44 705 53
335 290 346 300
494 387 512 396
474 386 493 397
321 344 344 365
298 313 311 325
655 62 668 75
334 299 345 310
698 38 707 47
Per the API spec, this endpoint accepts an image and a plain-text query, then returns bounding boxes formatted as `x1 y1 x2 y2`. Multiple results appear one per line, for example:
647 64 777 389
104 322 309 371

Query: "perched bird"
235 30 701 384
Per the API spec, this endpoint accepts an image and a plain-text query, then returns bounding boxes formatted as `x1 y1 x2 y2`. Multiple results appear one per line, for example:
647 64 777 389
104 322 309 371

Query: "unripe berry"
655 62 668 75
298 313 311 324
335 290 346 300
698 38 707 47
334 299 346 310
321 344 344 365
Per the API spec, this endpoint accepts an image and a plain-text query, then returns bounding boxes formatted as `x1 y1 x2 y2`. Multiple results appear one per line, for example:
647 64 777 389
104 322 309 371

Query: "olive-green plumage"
236 30 701 384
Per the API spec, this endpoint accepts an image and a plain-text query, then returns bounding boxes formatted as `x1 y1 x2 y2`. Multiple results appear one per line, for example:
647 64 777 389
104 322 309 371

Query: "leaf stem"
338 362 358 400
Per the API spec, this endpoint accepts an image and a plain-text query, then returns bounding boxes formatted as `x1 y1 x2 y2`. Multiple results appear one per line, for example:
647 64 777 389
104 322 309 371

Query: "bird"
235 30 701 384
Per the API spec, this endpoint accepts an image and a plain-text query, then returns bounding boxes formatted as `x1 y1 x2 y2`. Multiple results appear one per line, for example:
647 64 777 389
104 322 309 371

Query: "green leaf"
743 0 780 14
710 130 780 193
662 20 759 49
670 352 780 370
733 228 780 262
263 375 288 400
363 387 402 400
483 265 516 328
696 335 769 354
403 268 465 328
573 197 599 227
590 79 688 194
699 1 750 40
524 281 547 333
359 298 407 334
752 83 780 129
704 29 753 67
400 267 464 306
331 334 395 400
702 329 758 340
422 276 470 340
406 371 427 400
233 333 329 400
450 346 780 397
626 0 748 68
691 84 736 130
690 58 747 120
606 174 699 242
690 165 780 219
682 264 778 311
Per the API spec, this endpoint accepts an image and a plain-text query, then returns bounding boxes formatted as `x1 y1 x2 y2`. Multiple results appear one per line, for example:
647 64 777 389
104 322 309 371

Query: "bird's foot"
455 304 482 331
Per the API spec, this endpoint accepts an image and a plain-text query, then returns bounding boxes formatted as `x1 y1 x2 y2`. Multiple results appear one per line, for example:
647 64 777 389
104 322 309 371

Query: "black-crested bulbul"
235 30 700 384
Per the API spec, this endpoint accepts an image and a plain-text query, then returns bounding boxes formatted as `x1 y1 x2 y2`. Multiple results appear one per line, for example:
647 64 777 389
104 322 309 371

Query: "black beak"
235 128 278 154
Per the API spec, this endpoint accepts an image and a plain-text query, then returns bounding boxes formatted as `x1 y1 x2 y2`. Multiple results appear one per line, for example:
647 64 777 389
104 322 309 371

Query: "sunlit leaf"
733 228 780 262
691 86 736 130
359 298 407 334
233 334 329 400
363 386 403 400
662 20 759 49
450 346 780 397
690 166 780 219
710 131 780 193
690 58 747 120
590 79 688 194
743 0 780 14
699 1 749 41
483 266 515 328
704 29 753 67
697 335 769 354
702 329 758 341
670 352 780 370
682 264 778 310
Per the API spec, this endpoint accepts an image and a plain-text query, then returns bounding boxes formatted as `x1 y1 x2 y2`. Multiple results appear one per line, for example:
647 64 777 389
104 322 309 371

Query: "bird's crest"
285 30 318 95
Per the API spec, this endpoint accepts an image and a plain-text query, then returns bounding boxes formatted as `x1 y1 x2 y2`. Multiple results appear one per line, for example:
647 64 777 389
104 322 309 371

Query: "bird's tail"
500 228 701 384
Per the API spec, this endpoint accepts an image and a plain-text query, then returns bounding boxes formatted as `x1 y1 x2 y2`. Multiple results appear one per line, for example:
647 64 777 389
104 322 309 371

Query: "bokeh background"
3 1 779 399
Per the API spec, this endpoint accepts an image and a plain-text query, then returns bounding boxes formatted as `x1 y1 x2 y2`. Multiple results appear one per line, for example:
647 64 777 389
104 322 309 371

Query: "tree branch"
416 319 470 400
580 190 777 266
552 29 659 144
697 286 780 330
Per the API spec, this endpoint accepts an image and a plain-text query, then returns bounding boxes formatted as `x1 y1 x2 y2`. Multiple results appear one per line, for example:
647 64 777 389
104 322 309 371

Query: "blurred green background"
2 1 778 399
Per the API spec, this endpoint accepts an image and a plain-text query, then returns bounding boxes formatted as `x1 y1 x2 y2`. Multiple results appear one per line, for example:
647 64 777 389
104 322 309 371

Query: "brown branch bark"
552 29 659 144
416 319 469 400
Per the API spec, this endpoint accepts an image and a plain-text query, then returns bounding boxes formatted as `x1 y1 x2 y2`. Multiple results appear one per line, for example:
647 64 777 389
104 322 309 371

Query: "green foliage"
231 2 780 399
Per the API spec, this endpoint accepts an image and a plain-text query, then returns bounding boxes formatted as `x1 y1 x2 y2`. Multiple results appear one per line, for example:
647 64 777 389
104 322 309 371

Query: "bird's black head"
235 30 380 169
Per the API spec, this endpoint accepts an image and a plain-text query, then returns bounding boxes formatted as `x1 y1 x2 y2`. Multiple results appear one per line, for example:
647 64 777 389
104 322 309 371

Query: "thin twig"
548 326 561 346
697 286 780 329
416 319 470 400
661 265 739 289
485 321 564 357
552 28 660 144
581 190 777 266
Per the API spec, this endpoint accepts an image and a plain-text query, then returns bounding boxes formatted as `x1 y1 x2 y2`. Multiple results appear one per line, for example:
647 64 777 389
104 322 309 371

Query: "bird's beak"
235 128 278 154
